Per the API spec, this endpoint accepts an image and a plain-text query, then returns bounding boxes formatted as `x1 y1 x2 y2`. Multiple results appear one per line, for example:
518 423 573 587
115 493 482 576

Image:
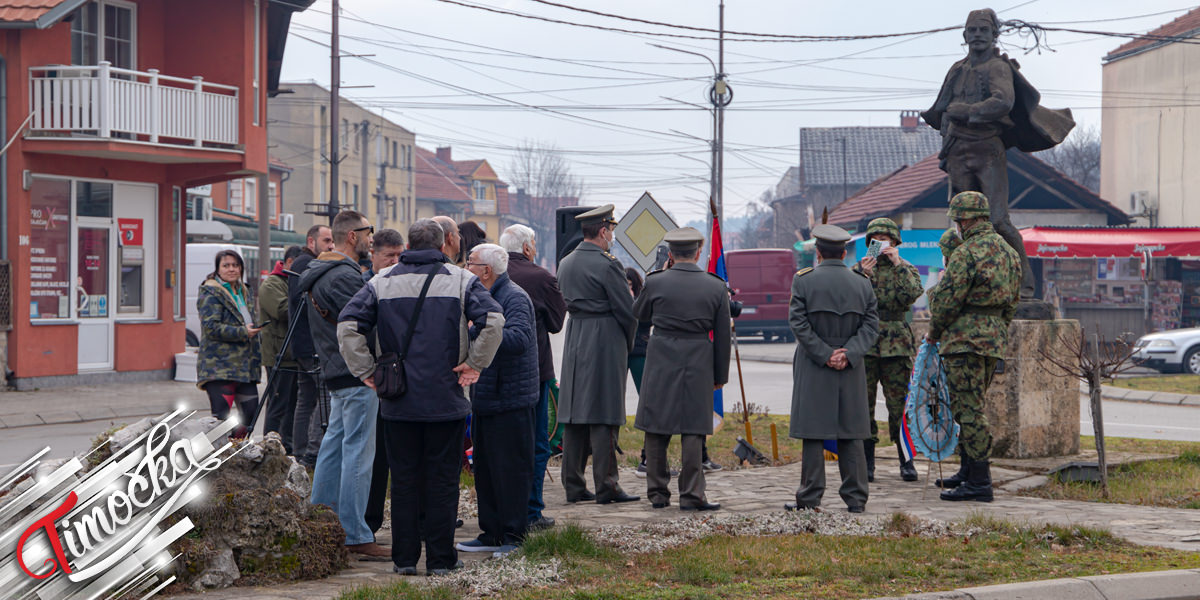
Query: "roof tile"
800 126 941 188
0 0 71 24
1106 7 1200 61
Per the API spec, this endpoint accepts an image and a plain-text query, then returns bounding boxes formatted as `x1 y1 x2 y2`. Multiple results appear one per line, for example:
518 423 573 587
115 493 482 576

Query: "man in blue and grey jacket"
338 218 504 576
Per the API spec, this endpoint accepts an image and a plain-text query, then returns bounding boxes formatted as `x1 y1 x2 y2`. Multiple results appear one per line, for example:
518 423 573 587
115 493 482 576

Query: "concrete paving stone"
74 406 119 422
37 410 83 425
1101 386 1129 400
1120 390 1155 403
958 578 1105 600
1180 395 1200 407
110 403 168 419
1082 569 1200 600
1147 392 1186 405
999 475 1048 493
0 413 44 427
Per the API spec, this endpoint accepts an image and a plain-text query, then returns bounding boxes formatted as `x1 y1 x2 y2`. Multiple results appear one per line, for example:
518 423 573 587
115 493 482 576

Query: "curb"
0 404 168 429
871 568 1200 600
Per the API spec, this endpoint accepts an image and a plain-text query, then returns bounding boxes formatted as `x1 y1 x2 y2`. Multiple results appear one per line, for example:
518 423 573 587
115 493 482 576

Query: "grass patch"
1109 375 1200 394
616 416 893 470
503 520 1200 600
339 582 460 600
520 524 618 563
1023 451 1200 507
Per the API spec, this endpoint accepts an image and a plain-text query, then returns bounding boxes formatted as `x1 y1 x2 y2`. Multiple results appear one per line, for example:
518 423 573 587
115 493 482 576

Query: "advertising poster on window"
853 229 946 318
78 228 109 318
28 179 71 319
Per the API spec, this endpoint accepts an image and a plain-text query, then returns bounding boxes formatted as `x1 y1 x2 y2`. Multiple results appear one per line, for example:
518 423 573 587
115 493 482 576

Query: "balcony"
28 62 240 154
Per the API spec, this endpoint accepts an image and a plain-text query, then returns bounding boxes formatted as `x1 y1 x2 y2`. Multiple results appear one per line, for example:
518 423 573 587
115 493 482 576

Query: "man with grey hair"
459 243 538 556
433 215 462 264
499 223 565 530
339 218 504 575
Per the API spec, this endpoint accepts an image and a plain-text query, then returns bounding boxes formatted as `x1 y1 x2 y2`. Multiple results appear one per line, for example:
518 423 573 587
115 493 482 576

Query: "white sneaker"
491 544 519 558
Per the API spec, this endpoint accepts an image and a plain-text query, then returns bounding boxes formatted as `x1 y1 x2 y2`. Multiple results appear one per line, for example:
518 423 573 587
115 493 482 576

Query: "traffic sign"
614 192 677 272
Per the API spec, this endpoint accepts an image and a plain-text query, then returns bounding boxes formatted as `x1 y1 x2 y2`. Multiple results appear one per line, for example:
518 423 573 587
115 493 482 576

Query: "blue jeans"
527 381 551 523
310 384 378 545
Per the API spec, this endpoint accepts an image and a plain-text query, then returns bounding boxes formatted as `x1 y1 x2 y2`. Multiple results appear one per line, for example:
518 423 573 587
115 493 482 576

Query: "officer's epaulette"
853 269 869 278
707 271 725 282
602 251 618 261
646 268 665 277
795 267 813 277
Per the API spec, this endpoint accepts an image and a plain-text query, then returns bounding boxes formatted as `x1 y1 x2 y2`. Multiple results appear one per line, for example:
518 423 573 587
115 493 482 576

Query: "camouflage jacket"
928 221 1020 359
196 278 262 388
854 257 923 358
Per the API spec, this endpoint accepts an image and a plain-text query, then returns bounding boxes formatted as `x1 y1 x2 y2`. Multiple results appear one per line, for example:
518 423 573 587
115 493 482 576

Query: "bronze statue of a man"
922 8 1074 299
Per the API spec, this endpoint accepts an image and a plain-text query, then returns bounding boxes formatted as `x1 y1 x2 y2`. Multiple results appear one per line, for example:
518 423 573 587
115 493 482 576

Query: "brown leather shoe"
346 542 390 561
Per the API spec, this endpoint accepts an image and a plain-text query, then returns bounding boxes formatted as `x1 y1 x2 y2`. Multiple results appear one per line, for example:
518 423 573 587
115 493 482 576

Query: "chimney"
900 110 920 132
436 146 452 163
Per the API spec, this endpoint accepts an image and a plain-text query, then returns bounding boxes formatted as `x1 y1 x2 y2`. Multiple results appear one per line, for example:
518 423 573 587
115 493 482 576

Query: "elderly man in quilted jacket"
458 243 540 558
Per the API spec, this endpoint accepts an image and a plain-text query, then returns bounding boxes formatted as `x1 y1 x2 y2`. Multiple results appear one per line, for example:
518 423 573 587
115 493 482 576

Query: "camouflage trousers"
865 355 912 445
942 353 998 462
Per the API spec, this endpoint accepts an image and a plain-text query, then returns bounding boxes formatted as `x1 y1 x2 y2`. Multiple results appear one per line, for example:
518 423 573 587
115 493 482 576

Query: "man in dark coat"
338 218 504 575
633 227 730 512
363 228 404 536
297 210 387 560
557 205 639 505
259 245 304 453
500 224 566 531
288 223 333 467
786 224 879 514
921 8 1074 298
457 243 538 557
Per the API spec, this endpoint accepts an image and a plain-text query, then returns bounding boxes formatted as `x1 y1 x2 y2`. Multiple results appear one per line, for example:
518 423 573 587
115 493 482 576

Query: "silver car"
1132 327 1200 374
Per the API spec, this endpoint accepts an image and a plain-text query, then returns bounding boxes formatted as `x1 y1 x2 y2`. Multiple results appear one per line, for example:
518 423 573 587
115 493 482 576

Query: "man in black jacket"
297 210 388 560
288 223 333 467
499 224 565 530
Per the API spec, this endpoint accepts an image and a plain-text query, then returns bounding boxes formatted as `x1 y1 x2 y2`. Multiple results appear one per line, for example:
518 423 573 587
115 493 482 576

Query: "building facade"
268 82 417 234
414 146 511 240
1100 8 1200 227
4 0 310 388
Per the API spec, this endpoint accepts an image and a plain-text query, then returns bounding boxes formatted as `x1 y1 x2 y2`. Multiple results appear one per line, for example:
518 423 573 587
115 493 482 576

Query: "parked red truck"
725 249 798 342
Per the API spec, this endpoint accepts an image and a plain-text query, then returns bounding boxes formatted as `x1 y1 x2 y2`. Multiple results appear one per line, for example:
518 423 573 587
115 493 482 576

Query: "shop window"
29 179 72 320
77 181 113 218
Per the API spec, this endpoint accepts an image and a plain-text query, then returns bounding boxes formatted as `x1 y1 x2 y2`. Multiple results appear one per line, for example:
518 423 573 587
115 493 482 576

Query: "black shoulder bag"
374 269 438 401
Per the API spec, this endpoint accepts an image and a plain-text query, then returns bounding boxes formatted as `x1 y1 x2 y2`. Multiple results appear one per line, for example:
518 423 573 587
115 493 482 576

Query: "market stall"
1022 227 1200 339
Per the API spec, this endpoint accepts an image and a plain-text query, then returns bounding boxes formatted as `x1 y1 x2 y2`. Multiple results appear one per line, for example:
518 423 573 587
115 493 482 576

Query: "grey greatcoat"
633 262 732 435
557 241 637 426
788 260 879 440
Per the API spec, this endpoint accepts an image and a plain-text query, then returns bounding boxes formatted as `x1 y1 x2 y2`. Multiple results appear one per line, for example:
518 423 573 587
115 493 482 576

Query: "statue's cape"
921 52 1075 153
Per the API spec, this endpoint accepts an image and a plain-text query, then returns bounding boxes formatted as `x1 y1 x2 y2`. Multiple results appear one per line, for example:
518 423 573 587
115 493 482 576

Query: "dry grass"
1109 375 1200 394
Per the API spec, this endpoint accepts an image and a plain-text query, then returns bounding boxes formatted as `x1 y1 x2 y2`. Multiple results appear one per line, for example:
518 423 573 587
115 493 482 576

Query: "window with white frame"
244 178 257 216
269 182 278 219
71 0 136 69
228 180 242 214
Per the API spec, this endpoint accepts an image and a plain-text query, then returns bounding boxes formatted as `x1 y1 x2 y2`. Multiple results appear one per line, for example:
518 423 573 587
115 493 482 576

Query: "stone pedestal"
911 319 1081 458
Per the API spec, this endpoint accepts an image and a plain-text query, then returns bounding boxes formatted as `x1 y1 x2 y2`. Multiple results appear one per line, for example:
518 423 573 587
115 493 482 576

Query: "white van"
185 243 283 347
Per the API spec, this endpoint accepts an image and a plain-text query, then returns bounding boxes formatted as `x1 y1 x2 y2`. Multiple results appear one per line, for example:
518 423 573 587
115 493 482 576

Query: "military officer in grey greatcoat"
557 205 640 505
786 224 879 514
633 227 731 512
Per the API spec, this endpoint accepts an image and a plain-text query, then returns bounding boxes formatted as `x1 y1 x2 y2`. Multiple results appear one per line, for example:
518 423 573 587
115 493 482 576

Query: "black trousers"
473 407 535 546
263 368 298 453
383 418 466 570
365 411 389 533
292 356 323 464
561 423 624 502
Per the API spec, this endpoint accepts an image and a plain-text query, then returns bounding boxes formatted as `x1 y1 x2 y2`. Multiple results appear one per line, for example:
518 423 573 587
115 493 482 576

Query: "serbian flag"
708 213 727 431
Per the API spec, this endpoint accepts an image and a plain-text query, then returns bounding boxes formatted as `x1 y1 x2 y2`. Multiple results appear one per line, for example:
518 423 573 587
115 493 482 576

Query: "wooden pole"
732 322 753 446
770 423 779 464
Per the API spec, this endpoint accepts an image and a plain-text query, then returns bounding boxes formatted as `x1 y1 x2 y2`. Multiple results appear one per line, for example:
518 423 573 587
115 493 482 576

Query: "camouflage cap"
947 191 991 220
865 217 902 244
939 228 962 259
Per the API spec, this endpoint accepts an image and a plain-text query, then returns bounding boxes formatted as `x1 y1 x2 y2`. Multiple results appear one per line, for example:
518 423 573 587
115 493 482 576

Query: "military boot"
864 440 875 483
898 446 918 482
935 446 968 489
939 459 993 502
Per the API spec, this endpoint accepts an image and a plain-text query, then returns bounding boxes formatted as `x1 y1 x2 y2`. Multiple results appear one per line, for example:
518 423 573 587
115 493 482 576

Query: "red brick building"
3 0 312 388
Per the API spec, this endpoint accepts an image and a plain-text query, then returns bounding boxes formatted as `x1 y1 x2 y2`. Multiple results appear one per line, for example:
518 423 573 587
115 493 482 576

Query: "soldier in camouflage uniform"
926 191 1020 502
853 218 923 483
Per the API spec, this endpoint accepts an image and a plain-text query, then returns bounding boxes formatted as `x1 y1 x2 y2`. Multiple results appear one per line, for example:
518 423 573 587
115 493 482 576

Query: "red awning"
1021 227 1200 259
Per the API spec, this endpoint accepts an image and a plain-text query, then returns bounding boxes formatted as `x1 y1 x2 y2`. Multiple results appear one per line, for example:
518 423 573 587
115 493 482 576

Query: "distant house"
508 190 579 267
827 151 1130 232
414 146 511 240
771 111 940 247
1101 7 1200 227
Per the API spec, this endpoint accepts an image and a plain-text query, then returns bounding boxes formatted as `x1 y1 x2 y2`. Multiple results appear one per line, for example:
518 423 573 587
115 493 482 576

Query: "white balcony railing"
29 62 239 148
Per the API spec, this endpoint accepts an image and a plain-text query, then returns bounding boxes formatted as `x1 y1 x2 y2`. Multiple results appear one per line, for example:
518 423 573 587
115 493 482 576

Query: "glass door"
77 225 114 370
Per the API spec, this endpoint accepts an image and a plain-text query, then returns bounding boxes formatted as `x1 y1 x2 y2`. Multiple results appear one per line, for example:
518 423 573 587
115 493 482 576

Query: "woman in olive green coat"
196 249 263 436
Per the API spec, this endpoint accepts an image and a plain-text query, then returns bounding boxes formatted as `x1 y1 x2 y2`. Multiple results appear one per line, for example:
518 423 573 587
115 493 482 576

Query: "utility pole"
328 0 340 225
360 119 370 215
715 0 728 228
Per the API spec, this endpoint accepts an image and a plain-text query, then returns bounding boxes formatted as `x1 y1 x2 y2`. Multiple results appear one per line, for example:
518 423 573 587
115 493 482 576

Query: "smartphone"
257 320 271 328
866 239 884 259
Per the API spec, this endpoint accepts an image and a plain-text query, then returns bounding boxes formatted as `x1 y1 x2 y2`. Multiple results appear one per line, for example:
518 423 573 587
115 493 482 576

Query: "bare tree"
506 140 586 264
1036 124 1101 193
1039 328 1136 498
736 188 774 250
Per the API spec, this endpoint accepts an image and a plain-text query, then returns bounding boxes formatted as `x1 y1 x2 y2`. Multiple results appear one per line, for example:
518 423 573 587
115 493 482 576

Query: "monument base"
1015 298 1057 320
911 319 1080 458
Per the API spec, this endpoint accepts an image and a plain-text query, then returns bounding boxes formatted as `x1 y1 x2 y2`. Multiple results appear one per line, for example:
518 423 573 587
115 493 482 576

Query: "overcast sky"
277 0 1198 225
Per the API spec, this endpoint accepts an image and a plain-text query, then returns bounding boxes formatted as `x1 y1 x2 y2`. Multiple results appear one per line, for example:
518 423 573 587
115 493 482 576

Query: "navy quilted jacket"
472 273 540 416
